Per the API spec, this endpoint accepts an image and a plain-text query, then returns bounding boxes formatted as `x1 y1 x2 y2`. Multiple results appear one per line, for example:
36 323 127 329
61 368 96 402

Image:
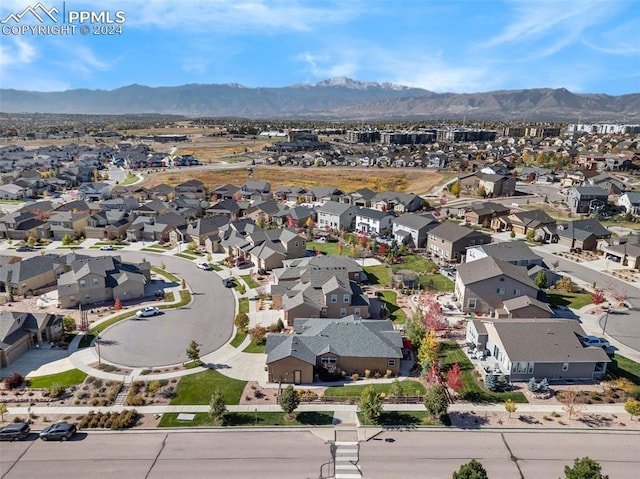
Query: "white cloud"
0 37 37 67
296 51 358 80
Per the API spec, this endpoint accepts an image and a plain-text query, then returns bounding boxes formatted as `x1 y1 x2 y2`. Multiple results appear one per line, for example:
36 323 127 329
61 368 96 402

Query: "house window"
92 278 99 286
388 359 396 367
343 294 350 303
294 241 298 247
340 308 347 317
496 288 505 295
330 294 338 303
562 362 569 371
354 308 361 317
321 356 336 365
468 298 477 309
79 280 86 288
513 289 521 296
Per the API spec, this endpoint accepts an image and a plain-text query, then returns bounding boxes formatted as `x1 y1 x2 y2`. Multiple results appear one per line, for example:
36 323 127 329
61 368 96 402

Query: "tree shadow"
449 411 490 429
296 411 334 425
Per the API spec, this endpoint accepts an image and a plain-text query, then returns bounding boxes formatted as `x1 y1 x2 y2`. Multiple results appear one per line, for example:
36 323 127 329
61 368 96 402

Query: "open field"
142 166 447 195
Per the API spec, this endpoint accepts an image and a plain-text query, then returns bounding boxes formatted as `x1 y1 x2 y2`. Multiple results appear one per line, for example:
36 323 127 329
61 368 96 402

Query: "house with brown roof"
427 221 491 263
463 202 510 227
454 256 540 315
0 312 63 367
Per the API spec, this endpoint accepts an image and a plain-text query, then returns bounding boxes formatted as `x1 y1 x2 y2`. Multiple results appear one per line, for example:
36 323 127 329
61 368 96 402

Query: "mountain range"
1 77 638 121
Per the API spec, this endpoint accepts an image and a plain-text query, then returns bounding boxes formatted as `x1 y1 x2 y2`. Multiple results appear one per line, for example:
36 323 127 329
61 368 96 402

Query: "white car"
580 336 610 348
135 306 161 318
196 262 212 271
100 245 115 251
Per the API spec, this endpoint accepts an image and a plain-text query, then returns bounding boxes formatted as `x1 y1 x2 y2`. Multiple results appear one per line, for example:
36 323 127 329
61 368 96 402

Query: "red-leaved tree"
378 243 388 256
420 293 449 331
446 363 463 393
591 289 605 306
425 363 441 386
114 297 122 310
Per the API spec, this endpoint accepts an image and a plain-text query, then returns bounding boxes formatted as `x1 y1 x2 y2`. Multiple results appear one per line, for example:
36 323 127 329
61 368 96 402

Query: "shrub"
364 369 371 379
249 325 267 345
234 312 249 333
351 373 360 381
147 380 161 394
48 383 66 399
3 373 24 390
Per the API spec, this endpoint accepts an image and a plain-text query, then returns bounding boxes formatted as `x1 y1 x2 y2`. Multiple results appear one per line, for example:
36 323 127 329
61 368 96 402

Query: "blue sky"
0 0 638 94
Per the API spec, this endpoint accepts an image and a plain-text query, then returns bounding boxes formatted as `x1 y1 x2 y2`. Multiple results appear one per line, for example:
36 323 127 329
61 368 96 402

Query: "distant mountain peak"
313 77 409 91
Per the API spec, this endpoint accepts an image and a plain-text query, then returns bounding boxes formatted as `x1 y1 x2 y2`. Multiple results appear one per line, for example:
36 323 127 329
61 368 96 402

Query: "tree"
564 457 609 479
62 316 76 333
450 181 461 196
234 312 249 333
181 278 187 290
591 290 605 306
279 384 300 419
484 374 496 391
557 276 577 293
624 398 640 420
185 340 201 364
390 378 403 399
208 387 227 423
114 297 122 311
534 270 548 289
405 311 427 349
446 363 463 393
504 398 517 418
452 459 488 479
337 242 344 255
417 329 439 368
476 185 486 198
419 293 449 331
0 402 7 422
423 383 448 419
359 385 383 424
61 233 72 246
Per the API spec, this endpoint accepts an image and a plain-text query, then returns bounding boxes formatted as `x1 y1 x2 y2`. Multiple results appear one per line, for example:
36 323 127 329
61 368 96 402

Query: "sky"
0 0 638 94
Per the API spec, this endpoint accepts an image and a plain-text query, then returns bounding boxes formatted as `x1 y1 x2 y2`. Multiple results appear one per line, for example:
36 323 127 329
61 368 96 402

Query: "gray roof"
474 319 610 363
266 317 402 365
0 254 66 283
317 201 358 215
621 191 640 205
570 186 609 197
392 213 437 230
502 295 553 314
457 256 537 288
468 202 510 216
356 207 393 221
554 219 611 240
472 241 541 263
428 221 490 243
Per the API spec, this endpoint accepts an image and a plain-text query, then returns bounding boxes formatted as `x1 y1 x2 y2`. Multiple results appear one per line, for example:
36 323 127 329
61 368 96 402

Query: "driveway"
75 251 235 368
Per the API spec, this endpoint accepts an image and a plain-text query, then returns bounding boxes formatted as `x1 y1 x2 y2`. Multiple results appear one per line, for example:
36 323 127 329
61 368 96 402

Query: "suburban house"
0 211 47 240
566 186 609 214
0 254 70 296
316 201 359 232
0 312 63 367
427 221 491 263
600 235 640 269
170 215 229 246
463 202 510 227
587 174 625 195
546 219 612 251
355 208 394 236
304 186 344 204
245 200 284 224
466 319 610 381
265 317 403 384
84 210 132 240
499 296 554 319
391 213 439 248
272 205 315 228
466 240 543 267
492 209 556 238
175 179 206 199
274 185 306 204
279 255 365 284
271 260 369 325
0 183 29 200
150 183 176 201
210 183 240 201
341 188 377 207
239 180 271 201
57 256 150 308
47 211 90 241
476 172 517 197
618 191 640 216
455 256 540 315
370 191 424 213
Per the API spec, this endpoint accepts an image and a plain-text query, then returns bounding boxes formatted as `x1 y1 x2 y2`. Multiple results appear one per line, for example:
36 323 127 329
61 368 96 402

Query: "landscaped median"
158 411 334 427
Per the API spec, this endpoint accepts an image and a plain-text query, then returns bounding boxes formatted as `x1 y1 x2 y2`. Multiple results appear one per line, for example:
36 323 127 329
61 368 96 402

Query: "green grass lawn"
547 291 593 309
230 330 247 348
324 380 426 397
358 411 446 427
608 354 640 385
158 411 334 427
238 297 249 314
151 267 180 283
242 340 266 354
240 275 259 289
439 341 528 403
378 290 407 323
170 369 246 405
420 274 454 292
28 369 87 388
307 241 341 256
119 173 139 186
364 265 391 286
175 252 198 260
391 255 437 274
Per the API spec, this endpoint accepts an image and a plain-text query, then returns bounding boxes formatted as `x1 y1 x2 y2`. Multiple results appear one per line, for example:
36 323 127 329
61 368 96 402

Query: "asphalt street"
2 429 639 479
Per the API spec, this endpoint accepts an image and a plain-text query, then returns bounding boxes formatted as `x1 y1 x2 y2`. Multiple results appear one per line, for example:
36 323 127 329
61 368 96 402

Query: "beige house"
455 256 540 315
427 221 491 263
0 312 63 367
0 254 69 296
57 256 149 308
266 317 403 384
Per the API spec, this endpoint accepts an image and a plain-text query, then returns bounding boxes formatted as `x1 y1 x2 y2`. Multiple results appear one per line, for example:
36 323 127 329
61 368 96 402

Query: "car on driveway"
0 422 30 441
100 245 115 251
196 262 212 271
15 246 34 252
135 306 161 318
39 422 76 441
222 277 235 288
580 335 610 348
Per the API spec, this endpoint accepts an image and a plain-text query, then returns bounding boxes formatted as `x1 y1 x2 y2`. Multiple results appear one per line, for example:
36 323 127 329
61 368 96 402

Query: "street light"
601 310 610 336
254 408 258 427
95 331 102 366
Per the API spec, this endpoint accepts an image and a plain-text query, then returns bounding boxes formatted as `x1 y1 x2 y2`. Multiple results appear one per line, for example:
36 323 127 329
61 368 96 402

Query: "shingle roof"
457 256 537 288
472 241 541 263
428 221 490 243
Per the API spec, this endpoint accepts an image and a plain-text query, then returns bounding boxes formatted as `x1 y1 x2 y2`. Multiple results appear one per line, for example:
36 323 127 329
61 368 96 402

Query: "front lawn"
358 411 446 426
364 265 391 286
608 354 640 385
230 330 247 348
439 341 528 403
390 255 436 274
240 275 259 289
158 411 334 427
170 369 246 405
238 297 249 314
547 291 593 309
242 340 266 354
28 369 87 388
378 290 407 323
324 380 425 397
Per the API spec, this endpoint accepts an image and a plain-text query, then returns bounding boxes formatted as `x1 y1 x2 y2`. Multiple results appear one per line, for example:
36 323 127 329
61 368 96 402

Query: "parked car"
196 262 212 271
39 422 76 441
100 245 115 251
605 254 621 263
222 277 235 288
15 246 33 252
580 336 610 348
0 422 30 441
135 306 161 318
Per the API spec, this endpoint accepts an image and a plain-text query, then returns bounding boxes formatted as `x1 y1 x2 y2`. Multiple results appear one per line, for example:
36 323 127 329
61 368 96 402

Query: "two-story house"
465 240 544 267
175 179 206 199
316 202 359 232
618 191 640 216
427 221 491 263
355 208 394 236
391 213 439 248
566 186 609 214
47 211 90 241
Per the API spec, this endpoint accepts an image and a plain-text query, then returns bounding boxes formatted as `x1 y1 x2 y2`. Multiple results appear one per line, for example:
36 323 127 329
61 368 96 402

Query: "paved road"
2 429 639 479
534 248 640 352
